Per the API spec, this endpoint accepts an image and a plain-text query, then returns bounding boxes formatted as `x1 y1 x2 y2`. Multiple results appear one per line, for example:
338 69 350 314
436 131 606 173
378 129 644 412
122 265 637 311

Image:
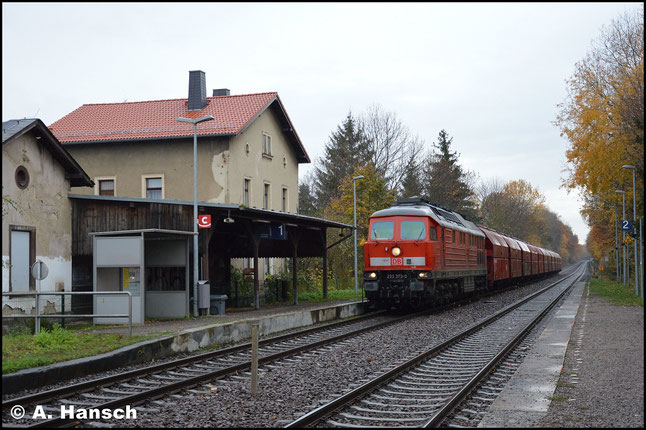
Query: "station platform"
479 278 644 427
2 299 367 395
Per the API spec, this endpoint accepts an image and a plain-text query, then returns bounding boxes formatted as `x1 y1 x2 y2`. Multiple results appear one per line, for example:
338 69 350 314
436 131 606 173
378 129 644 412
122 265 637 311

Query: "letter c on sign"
198 215 212 228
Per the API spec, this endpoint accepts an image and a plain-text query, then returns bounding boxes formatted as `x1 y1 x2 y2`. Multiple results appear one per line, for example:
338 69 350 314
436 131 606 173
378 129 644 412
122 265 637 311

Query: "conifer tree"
399 152 423 198
314 112 372 209
422 130 478 220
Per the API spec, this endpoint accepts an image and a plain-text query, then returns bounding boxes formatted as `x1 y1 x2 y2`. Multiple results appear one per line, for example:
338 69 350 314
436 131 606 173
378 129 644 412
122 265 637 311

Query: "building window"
264 258 271 275
263 183 270 210
98 179 115 196
9 225 35 291
262 133 272 157
243 178 251 206
144 176 163 199
282 187 288 212
15 166 30 189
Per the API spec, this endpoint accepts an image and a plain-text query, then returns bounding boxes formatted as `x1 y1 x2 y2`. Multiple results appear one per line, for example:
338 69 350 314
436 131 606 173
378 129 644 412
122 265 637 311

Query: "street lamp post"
622 165 639 296
177 115 215 317
353 175 364 294
616 190 626 286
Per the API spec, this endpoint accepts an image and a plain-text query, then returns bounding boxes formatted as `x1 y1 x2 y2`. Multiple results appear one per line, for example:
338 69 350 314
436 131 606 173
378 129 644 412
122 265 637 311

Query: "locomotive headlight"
369 272 377 279
391 246 401 257
418 272 427 278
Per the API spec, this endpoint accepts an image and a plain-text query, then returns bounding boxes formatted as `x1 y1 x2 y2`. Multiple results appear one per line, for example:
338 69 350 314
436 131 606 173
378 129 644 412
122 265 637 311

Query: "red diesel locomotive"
363 197 562 309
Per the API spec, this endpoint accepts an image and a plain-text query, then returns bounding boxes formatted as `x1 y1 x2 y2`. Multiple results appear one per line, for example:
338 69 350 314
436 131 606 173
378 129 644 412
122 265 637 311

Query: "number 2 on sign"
392 258 403 266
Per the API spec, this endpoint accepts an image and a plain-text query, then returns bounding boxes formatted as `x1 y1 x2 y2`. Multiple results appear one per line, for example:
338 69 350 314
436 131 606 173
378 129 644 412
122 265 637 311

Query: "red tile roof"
49 92 309 163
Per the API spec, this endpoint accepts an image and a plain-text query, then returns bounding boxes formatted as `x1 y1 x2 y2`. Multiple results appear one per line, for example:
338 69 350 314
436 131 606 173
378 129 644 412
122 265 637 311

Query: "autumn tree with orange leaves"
477 178 584 264
555 9 643 264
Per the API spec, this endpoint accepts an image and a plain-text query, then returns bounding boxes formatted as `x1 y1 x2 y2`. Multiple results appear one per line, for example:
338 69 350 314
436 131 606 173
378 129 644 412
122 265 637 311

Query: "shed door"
11 230 30 291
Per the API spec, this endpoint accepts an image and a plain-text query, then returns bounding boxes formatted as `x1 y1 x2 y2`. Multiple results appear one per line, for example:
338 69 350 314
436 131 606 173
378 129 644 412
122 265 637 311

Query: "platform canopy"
70 194 353 310
70 194 352 259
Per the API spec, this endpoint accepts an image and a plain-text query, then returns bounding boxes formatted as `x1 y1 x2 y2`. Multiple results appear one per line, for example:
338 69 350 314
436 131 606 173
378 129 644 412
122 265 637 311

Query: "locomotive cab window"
429 227 437 241
401 221 425 240
370 221 394 240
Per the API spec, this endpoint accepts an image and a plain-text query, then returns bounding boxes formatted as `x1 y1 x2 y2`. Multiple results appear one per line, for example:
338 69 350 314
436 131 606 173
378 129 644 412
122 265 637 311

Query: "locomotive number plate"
386 273 407 279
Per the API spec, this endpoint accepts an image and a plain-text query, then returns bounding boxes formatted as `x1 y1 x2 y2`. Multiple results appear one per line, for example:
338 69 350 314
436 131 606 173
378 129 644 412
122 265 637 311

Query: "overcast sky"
3 2 642 244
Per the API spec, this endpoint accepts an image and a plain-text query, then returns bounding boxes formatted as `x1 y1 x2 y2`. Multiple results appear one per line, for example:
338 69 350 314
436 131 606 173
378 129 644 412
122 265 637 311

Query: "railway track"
2 308 424 428
285 261 589 428
3 268 580 428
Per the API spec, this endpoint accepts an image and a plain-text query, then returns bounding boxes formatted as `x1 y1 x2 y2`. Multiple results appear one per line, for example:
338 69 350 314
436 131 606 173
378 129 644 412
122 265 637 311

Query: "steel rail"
422 261 588 427
5 309 437 428
4 269 576 428
2 309 387 409
4 266 555 412
285 262 586 428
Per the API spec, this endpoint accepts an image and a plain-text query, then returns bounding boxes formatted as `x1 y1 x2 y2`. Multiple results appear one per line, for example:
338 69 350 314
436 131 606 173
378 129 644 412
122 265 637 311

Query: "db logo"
392 258 403 266
198 215 211 228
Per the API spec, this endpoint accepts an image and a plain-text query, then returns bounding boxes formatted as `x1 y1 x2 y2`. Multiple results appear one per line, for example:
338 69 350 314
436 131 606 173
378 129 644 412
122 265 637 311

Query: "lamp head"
621 165 635 170
223 210 235 223
176 115 215 124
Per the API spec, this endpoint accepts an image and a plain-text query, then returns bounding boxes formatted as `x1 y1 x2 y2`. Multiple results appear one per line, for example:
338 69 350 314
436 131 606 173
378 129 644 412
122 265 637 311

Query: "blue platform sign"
271 224 287 240
621 220 633 231
257 224 287 240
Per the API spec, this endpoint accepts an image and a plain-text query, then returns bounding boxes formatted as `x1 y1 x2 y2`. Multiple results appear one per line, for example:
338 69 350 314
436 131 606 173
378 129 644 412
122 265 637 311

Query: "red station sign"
198 215 212 228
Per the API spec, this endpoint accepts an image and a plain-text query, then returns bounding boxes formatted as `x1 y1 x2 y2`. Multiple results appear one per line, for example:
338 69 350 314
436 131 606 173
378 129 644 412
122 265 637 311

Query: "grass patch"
550 395 568 402
2 324 153 374
588 273 644 307
297 288 364 303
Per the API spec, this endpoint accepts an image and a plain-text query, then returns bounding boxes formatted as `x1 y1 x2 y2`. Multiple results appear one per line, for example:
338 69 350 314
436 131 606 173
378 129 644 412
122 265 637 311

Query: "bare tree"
359 104 423 191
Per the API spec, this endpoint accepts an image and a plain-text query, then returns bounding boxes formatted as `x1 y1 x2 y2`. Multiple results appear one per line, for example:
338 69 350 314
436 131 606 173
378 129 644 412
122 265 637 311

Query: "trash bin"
210 294 228 315
198 280 210 312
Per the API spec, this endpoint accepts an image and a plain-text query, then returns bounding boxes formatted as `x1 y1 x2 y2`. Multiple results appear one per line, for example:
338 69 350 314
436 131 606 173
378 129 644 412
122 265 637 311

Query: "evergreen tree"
422 130 478 220
399 152 423 198
298 182 318 216
314 112 372 209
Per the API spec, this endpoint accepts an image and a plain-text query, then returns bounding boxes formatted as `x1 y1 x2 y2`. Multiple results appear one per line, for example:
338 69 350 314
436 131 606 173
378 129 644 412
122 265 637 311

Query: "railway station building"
40 70 351 323
2 118 94 315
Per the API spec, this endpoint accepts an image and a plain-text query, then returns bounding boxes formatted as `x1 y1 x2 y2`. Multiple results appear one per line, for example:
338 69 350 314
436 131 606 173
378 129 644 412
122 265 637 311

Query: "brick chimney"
188 70 207 110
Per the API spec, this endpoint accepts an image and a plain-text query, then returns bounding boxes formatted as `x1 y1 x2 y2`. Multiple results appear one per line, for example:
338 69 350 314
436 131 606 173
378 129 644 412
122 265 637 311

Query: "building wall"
66 136 230 203
63 107 300 282
64 107 299 211
2 133 73 313
228 109 299 212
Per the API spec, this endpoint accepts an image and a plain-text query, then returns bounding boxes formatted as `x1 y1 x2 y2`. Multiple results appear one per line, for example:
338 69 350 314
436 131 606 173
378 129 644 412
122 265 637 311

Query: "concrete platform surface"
479 278 644 428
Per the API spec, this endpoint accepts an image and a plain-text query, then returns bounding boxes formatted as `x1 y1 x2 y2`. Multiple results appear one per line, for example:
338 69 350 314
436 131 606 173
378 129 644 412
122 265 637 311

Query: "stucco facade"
65 107 299 213
227 107 299 211
2 120 92 314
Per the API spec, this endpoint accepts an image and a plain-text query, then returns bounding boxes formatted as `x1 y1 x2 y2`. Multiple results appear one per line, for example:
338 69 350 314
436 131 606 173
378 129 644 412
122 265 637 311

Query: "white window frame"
263 182 271 210
262 133 272 158
282 187 288 212
95 176 116 196
264 258 271 275
243 178 251 206
141 174 165 199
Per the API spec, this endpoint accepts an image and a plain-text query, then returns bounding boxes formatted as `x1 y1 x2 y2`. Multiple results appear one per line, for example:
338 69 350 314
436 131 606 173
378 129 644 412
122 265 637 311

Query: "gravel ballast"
95 278 568 428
